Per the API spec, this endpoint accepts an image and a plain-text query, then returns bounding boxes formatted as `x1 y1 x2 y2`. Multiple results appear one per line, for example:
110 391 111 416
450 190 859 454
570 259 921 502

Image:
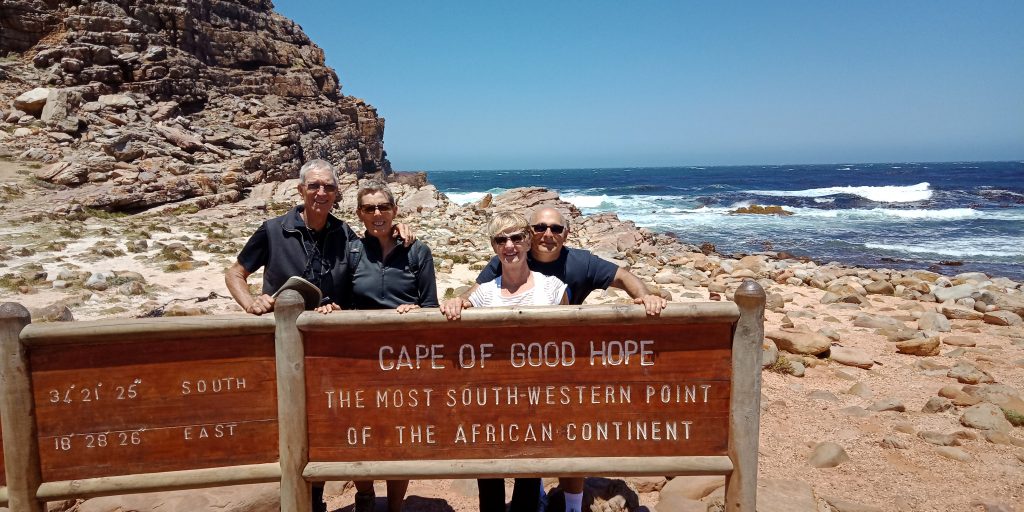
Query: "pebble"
921 396 954 413
895 336 940 356
824 496 885 512
867 398 906 412
935 446 972 462
918 431 960 446
942 335 977 347
893 422 916 434
846 382 872 399
830 346 874 368
880 436 909 449
809 390 840 402
947 361 995 384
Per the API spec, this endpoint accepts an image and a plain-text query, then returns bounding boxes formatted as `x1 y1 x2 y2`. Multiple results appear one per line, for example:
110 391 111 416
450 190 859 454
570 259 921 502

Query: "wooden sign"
306 320 733 461
29 334 278 482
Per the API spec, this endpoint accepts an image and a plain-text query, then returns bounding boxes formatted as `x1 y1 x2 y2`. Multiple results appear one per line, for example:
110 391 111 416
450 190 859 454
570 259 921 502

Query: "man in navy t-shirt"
439 206 667 512
441 206 667 316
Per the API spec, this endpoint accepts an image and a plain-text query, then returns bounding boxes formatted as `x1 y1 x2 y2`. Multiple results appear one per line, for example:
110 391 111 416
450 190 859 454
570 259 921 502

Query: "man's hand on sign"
634 294 667 316
440 298 472 320
314 302 341 314
247 294 275 315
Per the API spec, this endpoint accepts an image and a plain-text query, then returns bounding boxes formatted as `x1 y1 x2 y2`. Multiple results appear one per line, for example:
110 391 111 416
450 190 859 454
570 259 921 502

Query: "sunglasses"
304 182 338 193
359 203 395 214
492 233 528 245
531 223 565 234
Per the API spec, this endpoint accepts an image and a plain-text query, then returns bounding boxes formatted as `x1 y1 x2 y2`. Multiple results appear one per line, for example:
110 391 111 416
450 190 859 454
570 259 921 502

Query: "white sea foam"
444 192 490 204
745 182 933 203
562 194 613 208
864 240 1024 259
814 198 835 204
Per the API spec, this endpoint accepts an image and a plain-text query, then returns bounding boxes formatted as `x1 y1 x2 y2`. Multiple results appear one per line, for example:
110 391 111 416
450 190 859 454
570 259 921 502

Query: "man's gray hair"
357 181 396 206
298 159 339 186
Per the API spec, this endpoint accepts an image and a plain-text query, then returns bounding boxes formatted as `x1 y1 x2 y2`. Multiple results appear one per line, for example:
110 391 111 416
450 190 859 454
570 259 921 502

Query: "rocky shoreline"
1 161 1022 511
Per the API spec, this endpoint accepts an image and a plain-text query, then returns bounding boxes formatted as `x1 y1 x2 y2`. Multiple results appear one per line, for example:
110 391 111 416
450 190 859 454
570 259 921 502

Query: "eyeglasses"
304 182 338 193
493 233 528 245
359 203 395 214
531 223 565 234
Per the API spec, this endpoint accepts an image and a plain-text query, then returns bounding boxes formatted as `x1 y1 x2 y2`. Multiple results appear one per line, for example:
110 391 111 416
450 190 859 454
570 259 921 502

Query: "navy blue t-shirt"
475 247 619 305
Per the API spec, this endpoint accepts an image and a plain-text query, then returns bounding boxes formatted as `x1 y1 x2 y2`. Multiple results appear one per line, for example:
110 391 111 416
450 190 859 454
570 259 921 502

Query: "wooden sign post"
0 280 764 511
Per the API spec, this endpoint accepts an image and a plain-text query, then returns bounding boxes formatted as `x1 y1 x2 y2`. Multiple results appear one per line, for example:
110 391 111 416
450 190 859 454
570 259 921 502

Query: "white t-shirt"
469 272 567 307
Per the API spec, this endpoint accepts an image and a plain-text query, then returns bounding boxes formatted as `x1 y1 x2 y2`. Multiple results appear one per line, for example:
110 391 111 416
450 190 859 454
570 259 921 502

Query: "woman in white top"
456 212 569 512
468 211 567 308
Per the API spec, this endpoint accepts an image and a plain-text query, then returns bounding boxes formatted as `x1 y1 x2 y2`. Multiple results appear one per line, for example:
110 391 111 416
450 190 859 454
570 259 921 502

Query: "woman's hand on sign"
440 298 472 321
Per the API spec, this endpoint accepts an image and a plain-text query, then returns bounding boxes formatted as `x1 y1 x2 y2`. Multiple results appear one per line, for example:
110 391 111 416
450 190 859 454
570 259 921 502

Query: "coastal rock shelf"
0 0 390 212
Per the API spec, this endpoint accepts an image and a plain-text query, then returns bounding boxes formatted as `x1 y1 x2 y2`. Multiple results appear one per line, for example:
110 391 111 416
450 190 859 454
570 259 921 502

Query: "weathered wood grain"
305 317 734 462
30 333 278 481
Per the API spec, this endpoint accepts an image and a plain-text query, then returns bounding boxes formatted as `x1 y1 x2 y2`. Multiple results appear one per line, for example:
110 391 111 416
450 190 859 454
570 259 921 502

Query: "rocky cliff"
0 0 391 211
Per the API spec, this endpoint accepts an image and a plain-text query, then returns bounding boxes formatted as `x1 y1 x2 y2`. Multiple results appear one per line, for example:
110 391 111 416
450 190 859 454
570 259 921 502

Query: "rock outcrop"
0 0 391 212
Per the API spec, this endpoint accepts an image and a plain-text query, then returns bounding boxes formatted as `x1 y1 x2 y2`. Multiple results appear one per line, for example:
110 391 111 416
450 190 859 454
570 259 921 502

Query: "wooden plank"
274 290 312 512
0 302 44 512
35 462 281 501
726 280 766 511
304 456 734 479
305 310 733 466
20 314 274 347
298 303 740 332
1 419 5 486
29 333 279 482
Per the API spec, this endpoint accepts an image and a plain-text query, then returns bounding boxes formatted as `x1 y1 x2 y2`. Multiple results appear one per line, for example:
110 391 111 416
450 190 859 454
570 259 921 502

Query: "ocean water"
427 162 1024 281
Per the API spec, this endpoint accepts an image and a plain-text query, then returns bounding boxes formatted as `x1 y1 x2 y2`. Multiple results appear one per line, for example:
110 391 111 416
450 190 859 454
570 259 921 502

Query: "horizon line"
399 159 1024 173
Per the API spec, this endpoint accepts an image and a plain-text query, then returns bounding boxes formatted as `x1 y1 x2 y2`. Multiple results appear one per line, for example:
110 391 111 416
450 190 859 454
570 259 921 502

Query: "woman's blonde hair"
356 181 396 206
486 211 531 240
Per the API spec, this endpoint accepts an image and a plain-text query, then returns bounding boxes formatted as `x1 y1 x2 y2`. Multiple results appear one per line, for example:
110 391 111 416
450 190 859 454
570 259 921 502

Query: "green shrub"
766 355 794 375
1004 408 1024 427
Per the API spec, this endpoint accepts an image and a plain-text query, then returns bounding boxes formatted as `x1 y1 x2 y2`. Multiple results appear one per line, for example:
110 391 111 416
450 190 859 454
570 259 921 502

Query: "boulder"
76 482 279 512
765 329 831 356
808 442 849 468
895 336 940 356
829 346 874 369
986 291 1024 317
917 311 951 332
657 475 724 501
756 479 819 512
933 284 976 303
941 304 984 321
14 87 50 115
960 403 1012 432
983 310 1023 327
852 313 903 329
864 280 895 295
947 362 995 385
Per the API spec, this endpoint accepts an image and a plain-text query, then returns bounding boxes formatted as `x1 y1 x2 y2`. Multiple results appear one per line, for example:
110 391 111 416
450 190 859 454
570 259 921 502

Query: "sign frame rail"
0 280 764 511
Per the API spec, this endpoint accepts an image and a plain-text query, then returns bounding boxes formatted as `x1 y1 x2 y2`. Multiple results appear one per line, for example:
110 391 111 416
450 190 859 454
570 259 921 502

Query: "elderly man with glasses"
225 158 357 316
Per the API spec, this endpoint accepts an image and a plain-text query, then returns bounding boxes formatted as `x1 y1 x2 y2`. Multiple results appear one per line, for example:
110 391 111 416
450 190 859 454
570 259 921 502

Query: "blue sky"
273 1 1024 170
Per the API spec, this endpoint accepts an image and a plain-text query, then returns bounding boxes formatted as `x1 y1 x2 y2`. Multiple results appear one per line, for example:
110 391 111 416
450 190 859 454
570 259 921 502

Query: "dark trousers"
478 478 541 512
312 483 327 512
